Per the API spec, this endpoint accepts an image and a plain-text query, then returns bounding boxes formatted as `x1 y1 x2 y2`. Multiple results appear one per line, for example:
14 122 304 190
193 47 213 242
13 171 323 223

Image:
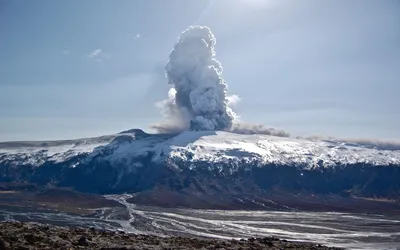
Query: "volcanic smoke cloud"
155 26 235 132
152 26 289 137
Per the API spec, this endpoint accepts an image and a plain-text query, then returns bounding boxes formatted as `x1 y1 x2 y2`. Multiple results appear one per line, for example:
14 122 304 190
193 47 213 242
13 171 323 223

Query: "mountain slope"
0 129 400 209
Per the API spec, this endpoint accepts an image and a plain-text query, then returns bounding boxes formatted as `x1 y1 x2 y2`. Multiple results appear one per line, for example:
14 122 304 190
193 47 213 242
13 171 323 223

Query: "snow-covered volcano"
1 129 399 168
1 129 400 208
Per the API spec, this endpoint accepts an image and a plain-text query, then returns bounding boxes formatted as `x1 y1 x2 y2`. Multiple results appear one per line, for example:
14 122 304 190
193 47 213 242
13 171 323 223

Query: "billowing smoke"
151 25 290 137
228 122 290 137
153 26 236 132
151 88 190 134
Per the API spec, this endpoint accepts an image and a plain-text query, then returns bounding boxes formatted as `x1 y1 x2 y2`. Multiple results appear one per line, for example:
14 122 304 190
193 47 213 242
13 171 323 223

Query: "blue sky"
1 0 399 141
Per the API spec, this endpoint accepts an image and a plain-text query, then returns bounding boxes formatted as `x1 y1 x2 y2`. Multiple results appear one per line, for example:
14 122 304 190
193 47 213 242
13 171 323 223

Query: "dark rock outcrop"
0 222 342 250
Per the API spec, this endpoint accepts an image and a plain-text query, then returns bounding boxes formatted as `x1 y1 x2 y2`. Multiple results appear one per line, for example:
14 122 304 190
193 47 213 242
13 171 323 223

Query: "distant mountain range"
0 129 399 209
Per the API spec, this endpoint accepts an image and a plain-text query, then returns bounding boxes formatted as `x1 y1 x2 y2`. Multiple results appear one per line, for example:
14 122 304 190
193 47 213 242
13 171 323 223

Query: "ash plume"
153 26 236 132
228 122 290 137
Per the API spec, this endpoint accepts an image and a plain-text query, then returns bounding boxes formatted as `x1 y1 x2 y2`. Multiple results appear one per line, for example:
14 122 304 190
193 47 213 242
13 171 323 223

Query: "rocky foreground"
0 222 341 250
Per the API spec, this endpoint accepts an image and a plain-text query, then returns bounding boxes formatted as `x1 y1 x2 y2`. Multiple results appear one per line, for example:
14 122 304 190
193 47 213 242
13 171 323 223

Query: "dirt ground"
0 222 342 250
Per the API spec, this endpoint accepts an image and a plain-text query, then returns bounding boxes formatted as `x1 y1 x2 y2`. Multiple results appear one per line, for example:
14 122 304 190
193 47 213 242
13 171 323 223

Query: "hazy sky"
1 0 399 141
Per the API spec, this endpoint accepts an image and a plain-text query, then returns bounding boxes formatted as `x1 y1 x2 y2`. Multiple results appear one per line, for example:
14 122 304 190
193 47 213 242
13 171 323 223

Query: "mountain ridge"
0 129 399 209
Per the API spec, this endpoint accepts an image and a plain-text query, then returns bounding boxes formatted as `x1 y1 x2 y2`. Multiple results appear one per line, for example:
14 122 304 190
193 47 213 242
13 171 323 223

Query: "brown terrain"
0 183 123 215
0 222 342 250
128 188 400 214
0 182 399 216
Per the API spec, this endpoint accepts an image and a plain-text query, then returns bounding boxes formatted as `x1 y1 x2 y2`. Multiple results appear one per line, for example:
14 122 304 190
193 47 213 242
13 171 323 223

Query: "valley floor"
0 186 400 249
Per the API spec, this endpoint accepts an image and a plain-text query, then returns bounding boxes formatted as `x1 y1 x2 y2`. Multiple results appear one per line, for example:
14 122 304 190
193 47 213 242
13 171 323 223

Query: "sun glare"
238 0 273 7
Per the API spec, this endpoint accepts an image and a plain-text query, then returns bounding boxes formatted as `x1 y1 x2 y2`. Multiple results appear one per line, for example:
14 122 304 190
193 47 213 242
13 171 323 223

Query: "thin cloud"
303 135 400 151
87 49 111 62
62 50 69 55
134 33 141 39
88 49 102 58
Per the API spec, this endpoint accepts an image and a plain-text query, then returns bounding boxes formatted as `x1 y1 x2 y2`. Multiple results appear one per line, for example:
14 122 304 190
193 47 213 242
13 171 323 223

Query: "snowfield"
1 130 400 169
0 136 115 167
160 131 400 168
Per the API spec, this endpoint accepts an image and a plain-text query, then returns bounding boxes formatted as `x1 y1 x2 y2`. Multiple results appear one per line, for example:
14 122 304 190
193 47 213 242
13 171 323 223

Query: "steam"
151 89 190 134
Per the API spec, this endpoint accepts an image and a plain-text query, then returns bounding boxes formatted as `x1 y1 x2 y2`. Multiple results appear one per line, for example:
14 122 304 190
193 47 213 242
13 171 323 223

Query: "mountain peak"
118 128 148 137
